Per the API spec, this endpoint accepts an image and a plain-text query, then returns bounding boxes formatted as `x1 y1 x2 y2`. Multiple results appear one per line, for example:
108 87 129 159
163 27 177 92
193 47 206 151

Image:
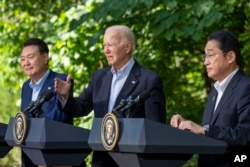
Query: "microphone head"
138 91 150 101
41 89 55 101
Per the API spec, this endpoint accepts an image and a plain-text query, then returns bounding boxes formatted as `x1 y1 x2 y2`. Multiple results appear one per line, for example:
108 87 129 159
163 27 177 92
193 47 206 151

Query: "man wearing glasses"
171 30 250 167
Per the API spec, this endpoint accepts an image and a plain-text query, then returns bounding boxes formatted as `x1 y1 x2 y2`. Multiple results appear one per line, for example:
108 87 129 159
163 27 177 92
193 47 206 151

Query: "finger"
170 115 179 128
170 116 175 126
66 75 71 83
179 121 192 131
54 78 58 90
178 122 187 130
54 78 62 92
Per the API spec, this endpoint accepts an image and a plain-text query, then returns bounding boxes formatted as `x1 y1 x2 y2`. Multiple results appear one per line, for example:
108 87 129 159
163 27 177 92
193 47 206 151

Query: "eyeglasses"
201 52 228 61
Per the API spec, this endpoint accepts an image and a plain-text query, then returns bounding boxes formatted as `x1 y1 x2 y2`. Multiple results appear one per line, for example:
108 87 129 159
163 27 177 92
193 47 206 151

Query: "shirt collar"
110 58 134 76
29 69 50 89
214 68 239 93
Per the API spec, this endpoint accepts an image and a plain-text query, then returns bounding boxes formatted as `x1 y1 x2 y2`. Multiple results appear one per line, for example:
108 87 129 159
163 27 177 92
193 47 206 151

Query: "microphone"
113 91 150 118
112 95 134 117
23 101 36 113
23 89 55 117
120 91 150 114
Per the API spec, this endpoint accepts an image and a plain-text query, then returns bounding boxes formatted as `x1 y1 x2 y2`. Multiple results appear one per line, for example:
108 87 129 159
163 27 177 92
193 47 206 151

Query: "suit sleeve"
60 76 94 117
144 74 166 124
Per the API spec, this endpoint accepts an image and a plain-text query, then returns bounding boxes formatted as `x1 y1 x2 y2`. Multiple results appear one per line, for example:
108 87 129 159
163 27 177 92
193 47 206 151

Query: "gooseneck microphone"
23 101 36 113
120 91 150 113
112 96 134 117
112 91 150 118
23 89 55 117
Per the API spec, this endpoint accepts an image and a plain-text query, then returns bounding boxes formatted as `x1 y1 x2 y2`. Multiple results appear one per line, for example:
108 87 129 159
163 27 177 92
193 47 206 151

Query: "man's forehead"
205 42 220 53
21 46 39 55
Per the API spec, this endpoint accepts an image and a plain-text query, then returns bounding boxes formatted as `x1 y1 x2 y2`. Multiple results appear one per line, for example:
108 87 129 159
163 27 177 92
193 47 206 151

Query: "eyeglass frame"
201 51 229 62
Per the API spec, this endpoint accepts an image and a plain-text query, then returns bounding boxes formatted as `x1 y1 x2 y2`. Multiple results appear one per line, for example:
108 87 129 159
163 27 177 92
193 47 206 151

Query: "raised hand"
54 75 71 101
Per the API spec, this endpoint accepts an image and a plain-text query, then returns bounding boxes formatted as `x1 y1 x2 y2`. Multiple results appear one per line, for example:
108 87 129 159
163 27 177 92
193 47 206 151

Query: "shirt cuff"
59 98 67 108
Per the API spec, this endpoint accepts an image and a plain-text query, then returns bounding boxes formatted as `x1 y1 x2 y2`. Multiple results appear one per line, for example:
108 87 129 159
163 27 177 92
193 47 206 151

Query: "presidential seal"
13 112 27 145
101 113 119 151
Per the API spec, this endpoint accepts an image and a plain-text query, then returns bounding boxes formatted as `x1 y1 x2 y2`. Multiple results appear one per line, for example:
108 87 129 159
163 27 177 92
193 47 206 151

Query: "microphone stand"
125 109 132 118
23 111 32 119
34 108 43 118
124 98 134 118
23 105 43 118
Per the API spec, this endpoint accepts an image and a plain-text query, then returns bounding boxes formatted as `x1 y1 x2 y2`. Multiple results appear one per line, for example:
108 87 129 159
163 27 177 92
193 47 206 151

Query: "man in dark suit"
20 38 74 166
170 30 250 166
55 25 166 166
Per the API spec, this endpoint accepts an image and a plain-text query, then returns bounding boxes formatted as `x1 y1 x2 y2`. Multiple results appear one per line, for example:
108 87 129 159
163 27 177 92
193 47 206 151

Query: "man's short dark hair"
23 38 49 54
207 30 244 69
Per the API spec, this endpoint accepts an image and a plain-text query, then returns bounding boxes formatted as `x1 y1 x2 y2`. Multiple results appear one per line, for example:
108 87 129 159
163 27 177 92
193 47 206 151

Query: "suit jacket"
199 70 250 167
61 60 166 167
21 70 73 124
62 60 166 124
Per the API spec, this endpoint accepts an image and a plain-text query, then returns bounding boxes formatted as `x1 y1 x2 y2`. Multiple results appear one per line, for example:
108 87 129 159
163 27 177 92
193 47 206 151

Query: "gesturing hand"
54 75 71 101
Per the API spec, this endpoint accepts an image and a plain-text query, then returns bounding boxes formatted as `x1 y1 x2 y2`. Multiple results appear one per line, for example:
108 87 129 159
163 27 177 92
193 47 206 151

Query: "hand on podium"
170 114 205 135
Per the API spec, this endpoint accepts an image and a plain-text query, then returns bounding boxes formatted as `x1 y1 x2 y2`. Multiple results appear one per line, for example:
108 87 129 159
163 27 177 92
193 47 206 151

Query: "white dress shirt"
214 68 238 111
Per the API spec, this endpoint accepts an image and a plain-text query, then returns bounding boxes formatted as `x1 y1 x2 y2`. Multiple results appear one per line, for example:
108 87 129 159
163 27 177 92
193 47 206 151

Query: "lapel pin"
132 81 136 84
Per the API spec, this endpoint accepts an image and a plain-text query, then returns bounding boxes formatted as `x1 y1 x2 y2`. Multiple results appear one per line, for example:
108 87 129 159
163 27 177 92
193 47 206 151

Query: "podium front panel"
5 118 91 166
89 118 227 154
5 118 90 149
0 123 12 158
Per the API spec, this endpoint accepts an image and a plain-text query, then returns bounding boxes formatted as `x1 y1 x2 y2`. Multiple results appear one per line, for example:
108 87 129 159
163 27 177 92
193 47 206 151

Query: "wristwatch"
203 125 209 135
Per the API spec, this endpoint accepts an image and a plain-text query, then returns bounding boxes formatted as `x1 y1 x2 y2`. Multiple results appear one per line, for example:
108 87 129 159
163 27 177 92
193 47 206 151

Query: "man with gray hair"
55 25 166 166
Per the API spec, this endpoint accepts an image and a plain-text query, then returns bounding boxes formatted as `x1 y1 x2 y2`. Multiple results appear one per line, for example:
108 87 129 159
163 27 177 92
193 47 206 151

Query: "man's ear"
226 51 236 64
125 42 132 54
42 53 49 65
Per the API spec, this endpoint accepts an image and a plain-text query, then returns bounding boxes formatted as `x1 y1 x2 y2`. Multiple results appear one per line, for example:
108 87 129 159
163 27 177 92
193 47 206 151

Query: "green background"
1 0 250 166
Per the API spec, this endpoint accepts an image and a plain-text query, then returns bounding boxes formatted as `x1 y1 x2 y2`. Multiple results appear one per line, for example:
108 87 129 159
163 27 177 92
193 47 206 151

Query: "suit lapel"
211 88 234 124
40 70 54 94
101 69 113 111
202 89 218 124
114 61 140 106
22 71 53 110
210 70 242 124
22 82 33 110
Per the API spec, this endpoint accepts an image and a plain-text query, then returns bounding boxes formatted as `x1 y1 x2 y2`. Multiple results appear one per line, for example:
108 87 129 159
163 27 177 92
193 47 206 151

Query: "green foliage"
1 0 250 166
0 83 21 166
0 84 19 124
0 147 21 166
